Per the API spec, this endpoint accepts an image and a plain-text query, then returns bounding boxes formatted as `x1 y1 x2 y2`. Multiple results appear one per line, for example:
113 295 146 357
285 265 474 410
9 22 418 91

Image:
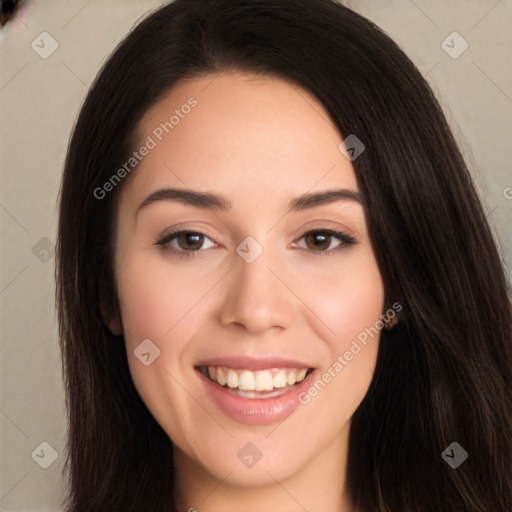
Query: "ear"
382 300 404 330
98 277 123 336
105 308 123 336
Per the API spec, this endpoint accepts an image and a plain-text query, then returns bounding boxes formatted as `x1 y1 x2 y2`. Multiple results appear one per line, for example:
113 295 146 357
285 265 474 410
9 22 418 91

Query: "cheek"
116 253 205 346
115 254 203 432
303 250 385 346
115 252 219 405
298 251 384 406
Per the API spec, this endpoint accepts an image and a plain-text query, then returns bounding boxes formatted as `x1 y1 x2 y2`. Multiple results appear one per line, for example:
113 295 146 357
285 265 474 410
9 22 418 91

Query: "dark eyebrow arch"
136 187 362 217
137 188 231 215
288 189 362 211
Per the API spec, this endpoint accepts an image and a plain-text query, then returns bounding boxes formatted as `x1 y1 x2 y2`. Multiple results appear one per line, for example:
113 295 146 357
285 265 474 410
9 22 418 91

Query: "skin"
109 70 385 511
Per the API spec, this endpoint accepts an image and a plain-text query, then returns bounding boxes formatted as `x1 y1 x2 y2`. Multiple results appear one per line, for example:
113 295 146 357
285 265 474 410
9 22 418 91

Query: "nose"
218 244 296 335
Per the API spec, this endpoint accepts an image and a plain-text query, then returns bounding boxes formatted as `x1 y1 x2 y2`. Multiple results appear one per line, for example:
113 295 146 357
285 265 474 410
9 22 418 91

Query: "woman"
55 0 512 510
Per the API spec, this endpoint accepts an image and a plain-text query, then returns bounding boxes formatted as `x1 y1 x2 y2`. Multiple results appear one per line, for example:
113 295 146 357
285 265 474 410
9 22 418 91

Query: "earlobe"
383 302 402 330
100 302 123 335
106 313 123 336
383 314 399 330
99 285 124 336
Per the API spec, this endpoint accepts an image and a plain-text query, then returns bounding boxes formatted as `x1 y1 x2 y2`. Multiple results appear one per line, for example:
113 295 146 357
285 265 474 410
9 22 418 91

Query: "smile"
195 362 316 425
198 366 312 398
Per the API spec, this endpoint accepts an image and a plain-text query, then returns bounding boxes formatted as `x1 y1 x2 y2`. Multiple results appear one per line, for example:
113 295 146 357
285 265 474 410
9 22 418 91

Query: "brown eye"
176 232 205 251
304 232 332 251
155 230 216 258
297 228 356 254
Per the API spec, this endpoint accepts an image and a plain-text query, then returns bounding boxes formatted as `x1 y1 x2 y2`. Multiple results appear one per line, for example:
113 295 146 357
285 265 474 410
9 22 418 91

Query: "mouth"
195 362 316 425
196 365 314 399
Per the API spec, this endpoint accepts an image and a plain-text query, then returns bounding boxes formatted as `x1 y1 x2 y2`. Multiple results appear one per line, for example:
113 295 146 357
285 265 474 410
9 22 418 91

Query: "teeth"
286 369 297 386
216 367 226 386
273 370 287 388
296 368 307 382
226 369 238 389
204 366 310 392
239 370 255 391
255 370 274 391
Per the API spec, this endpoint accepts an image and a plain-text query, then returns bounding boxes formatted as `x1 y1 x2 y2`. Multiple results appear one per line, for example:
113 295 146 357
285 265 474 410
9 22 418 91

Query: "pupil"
181 233 202 250
307 233 329 251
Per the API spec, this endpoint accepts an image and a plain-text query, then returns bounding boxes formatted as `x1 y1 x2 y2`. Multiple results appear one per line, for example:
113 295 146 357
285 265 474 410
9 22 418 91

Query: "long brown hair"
56 1 512 510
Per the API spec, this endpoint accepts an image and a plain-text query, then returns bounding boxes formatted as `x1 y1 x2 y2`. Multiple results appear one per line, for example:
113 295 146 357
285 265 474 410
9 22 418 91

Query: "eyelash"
155 228 356 259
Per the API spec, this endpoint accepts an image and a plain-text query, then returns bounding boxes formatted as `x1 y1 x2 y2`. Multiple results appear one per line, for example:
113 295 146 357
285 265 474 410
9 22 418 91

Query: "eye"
295 229 356 254
155 227 356 259
155 229 215 258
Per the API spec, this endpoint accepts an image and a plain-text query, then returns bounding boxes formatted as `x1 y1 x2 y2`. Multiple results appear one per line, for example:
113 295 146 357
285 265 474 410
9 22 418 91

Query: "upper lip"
195 356 314 371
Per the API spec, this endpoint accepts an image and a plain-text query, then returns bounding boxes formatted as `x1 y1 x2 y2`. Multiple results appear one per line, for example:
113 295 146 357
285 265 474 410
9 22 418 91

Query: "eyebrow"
136 187 362 217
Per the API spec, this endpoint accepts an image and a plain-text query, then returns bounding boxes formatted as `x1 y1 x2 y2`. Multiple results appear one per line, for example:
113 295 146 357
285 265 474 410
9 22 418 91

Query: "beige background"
0 1 510 510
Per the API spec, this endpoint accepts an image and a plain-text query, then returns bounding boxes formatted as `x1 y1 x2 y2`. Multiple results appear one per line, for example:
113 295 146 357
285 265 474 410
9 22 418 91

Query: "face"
111 71 385 490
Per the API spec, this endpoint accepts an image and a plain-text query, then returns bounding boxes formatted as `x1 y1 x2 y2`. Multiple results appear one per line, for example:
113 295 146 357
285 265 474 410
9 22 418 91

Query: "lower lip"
197 369 315 426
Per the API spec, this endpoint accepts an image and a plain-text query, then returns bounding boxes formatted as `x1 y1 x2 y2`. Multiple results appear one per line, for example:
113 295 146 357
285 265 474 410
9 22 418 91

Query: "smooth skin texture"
110 71 385 511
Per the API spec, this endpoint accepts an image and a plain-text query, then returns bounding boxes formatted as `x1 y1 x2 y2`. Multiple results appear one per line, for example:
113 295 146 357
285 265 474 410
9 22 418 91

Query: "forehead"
123 71 359 208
